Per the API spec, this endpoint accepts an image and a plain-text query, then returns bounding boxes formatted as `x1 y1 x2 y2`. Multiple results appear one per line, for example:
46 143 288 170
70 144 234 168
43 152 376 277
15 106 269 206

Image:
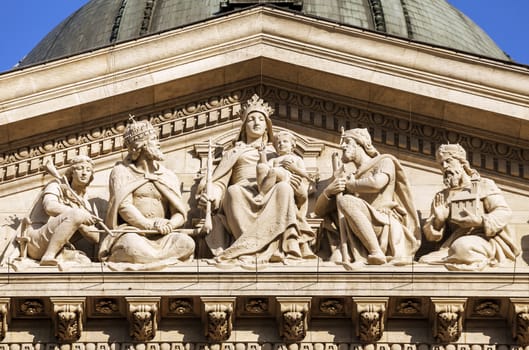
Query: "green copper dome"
18 0 509 68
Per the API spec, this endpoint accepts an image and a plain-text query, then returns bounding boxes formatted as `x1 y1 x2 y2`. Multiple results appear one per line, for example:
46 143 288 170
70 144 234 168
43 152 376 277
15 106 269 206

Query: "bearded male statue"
98 119 195 269
419 144 520 270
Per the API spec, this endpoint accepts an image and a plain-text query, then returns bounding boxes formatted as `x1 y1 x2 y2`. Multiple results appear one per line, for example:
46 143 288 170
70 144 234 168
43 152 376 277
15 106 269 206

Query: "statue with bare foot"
20 155 99 267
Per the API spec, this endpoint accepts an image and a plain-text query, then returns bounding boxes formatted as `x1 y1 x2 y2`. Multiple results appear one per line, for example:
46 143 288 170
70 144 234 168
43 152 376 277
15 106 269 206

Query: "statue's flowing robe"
99 160 194 266
315 154 421 263
420 178 520 270
204 143 314 262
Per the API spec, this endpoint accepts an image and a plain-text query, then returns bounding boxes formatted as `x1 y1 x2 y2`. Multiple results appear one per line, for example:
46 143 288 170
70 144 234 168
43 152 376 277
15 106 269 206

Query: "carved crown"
240 94 275 121
123 117 158 147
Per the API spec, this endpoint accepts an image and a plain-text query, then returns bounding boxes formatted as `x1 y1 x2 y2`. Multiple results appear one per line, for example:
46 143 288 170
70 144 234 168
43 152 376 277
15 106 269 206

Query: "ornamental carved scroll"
201 297 235 342
0 299 9 341
510 299 529 345
50 298 85 342
431 298 467 344
276 297 311 343
353 297 388 343
126 297 160 341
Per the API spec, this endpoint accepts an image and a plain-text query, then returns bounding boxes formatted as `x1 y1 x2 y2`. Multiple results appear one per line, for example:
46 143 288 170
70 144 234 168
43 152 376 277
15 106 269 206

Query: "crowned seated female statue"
198 94 316 266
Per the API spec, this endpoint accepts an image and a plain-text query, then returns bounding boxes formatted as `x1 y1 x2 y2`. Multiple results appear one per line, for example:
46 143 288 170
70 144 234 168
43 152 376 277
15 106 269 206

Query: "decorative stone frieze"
0 91 241 188
50 298 85 343
0 343 522 350
352 297 388 343
3 83 529 195
276 297 311 343
509 298 529 346
244 298 269 314
0 298 9 340
201 297 236 342
394 299 422 317
126 297 160 342
430 298 467 344
168 298 194 316
319 298 345 316
93 298 121 317
472 299 501 318
17 299 46 317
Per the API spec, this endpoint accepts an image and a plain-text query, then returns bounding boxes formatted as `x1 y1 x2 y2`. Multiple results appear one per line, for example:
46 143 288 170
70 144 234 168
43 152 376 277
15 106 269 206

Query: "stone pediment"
0 5 529 347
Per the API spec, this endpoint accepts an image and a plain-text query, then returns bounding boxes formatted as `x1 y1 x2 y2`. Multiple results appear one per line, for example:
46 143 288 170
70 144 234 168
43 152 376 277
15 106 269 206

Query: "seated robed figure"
315 128 421 268
98 119 195 268
420 144 520 270
198 94 316 265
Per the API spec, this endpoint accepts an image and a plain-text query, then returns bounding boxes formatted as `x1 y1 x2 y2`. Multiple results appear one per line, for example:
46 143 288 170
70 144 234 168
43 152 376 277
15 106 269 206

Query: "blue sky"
1 0 528 73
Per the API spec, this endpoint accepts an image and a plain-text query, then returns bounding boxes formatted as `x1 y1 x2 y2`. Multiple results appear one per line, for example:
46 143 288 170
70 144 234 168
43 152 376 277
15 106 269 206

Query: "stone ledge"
0 261 526 297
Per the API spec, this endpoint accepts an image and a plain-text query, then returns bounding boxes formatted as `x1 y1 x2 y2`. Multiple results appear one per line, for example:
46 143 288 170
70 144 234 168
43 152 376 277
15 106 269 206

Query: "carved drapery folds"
353 297 388 343
430 298 467 344
0 298 9 341
50 298 85 343
509 298 529 345
201 297 235 342
126 297 160 341
276 297 311 343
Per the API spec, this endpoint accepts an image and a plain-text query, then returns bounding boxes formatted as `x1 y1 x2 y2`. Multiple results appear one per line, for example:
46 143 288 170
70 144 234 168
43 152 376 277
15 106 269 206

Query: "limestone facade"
1 5 529 349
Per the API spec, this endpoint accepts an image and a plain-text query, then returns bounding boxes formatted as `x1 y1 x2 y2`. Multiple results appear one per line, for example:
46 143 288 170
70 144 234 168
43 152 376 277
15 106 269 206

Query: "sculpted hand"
450 208 483 229
289 174 304 197
78 209 98 226
153 218 172 234
432 193 449 222
281 159 294 171
198 192 212 210
324 177 346 197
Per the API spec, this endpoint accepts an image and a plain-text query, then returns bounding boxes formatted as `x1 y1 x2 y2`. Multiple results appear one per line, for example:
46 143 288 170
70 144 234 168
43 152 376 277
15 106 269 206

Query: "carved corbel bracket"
509 298 529 345
276 297 311 343
126 297 160 342
430 298 467 343
352 297 388 343
0 298 10 341
201 297 236 342
50 297 85 343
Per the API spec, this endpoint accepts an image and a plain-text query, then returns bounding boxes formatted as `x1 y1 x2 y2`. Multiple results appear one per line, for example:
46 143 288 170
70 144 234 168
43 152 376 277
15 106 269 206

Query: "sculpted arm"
346 172 389 193
346 158 393 194
481 192 512 237
314 176 346 217
41 183 73 216
423 192 448 242
117 194 154 230
282 157 311 180
198 175 226 211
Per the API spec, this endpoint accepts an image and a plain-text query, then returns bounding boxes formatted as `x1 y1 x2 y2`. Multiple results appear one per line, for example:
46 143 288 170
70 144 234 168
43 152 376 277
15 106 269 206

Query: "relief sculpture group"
3 94 521 272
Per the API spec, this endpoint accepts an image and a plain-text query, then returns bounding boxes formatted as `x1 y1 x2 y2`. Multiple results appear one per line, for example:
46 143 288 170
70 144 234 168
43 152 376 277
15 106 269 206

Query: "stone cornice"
1 6 528 139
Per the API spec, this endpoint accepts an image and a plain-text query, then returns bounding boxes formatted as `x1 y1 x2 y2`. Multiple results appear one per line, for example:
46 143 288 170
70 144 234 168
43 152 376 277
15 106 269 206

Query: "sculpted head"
274 131 296 155
65 155 94 188
340 128 379 164
237 94 274 144
123 119 164 162
436 144 477 188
